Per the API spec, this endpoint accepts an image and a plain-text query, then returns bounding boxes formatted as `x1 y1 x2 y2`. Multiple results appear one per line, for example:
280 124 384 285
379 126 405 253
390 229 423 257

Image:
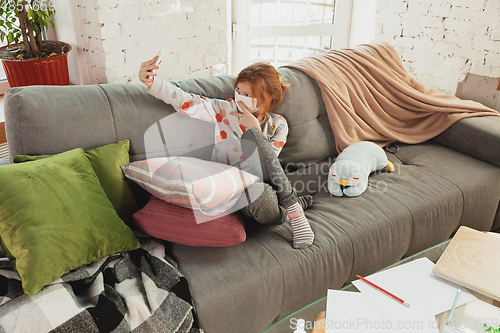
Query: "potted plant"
0 0 71 87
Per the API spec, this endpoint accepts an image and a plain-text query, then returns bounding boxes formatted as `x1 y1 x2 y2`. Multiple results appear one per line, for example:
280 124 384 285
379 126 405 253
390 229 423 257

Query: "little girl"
139 57 314 249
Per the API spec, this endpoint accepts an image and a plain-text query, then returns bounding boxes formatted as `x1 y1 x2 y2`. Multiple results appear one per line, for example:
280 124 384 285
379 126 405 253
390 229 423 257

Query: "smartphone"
148 46 165 79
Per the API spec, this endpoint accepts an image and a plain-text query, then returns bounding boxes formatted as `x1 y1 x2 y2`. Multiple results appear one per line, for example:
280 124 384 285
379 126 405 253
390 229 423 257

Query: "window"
232 0 353 74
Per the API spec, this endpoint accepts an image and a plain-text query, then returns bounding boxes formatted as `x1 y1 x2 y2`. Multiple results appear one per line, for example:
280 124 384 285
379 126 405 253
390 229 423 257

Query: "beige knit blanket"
286 42 499 153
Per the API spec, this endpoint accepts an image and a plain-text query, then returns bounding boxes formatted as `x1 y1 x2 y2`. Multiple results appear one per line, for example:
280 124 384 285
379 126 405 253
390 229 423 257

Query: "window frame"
231 0 353 74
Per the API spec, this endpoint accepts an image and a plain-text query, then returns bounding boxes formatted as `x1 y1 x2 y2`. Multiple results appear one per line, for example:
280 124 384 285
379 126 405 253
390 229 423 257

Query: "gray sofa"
2 67 500 333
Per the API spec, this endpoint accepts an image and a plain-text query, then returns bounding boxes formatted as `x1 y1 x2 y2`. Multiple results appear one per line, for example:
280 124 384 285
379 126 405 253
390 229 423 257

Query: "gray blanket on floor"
0 234 203 333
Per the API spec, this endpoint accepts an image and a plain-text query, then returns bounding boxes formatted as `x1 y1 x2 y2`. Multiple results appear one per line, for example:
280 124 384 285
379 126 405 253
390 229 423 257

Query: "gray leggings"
237 129 298 225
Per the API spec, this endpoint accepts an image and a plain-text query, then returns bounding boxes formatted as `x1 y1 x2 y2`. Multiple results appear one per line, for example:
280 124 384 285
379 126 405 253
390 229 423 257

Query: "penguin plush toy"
328 141 395 197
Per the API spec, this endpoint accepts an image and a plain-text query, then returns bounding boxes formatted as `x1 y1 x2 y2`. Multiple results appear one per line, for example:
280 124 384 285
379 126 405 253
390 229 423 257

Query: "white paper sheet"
325 290 392 332
325 290 439 332
352 258 476 323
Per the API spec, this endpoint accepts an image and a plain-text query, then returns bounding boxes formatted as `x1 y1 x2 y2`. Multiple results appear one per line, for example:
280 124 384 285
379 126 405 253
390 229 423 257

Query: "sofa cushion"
13 139 138 225
170 234 288 333
121 157 259 216
0 148 140 295
433 115 500 168
389 141 500 242
98 83 220 162
274 68 337 170
247 189 413 320
4 84 217 164
133 196 246 247
4 85 118 160
284 156 334 196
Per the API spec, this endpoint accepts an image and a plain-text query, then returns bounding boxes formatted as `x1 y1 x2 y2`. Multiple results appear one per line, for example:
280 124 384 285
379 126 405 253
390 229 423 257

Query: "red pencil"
356 275 411 307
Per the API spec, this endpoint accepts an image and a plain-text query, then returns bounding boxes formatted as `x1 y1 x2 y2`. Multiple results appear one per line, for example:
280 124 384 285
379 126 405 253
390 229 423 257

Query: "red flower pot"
0 41 72 87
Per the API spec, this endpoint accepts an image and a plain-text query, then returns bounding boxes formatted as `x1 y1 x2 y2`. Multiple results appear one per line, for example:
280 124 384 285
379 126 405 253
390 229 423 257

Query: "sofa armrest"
433 115 500 168
0 158 9 166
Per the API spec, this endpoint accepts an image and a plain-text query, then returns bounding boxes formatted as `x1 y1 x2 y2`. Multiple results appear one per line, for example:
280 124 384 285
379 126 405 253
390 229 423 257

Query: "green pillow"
0 148 140 295
14 139 138 225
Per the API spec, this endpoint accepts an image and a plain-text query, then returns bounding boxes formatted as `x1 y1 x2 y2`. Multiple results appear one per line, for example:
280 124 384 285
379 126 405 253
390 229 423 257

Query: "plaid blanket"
0 234 203 333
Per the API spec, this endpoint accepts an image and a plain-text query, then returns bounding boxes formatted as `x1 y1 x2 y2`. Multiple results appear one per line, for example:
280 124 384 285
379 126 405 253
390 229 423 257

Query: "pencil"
445 288 461 326
356 275 411 307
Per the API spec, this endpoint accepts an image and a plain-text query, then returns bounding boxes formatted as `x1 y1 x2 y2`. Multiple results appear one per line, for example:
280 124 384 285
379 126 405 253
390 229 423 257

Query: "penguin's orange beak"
339 179 349 186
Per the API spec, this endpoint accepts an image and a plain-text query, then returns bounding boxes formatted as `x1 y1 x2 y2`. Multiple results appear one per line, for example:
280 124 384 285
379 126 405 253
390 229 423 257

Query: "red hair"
234 62 290 114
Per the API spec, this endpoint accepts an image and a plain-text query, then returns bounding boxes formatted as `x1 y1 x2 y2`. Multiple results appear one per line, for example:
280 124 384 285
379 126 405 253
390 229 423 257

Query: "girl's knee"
243 183 285 225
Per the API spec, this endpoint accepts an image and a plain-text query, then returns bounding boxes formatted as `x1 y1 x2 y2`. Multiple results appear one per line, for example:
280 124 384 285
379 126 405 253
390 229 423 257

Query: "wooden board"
433 226 500 302
0 122 6 144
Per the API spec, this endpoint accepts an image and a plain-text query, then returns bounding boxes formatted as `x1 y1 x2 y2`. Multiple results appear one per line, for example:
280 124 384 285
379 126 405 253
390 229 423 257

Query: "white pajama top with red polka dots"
148 78 289 167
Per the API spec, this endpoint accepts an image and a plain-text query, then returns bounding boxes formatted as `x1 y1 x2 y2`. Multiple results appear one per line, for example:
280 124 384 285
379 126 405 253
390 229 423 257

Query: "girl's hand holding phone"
139 56 160 88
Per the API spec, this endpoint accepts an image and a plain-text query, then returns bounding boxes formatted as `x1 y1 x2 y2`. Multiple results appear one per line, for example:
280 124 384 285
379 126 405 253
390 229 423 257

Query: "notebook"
433 226 500 302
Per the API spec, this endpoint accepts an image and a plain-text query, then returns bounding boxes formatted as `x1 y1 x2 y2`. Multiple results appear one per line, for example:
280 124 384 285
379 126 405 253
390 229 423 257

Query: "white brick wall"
64 0 500 91
73 0 230 84
75 1 108 84
372 0 500 94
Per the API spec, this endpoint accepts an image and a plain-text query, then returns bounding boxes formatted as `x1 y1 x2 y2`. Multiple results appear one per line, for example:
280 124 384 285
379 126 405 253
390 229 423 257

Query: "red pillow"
133 196 246 247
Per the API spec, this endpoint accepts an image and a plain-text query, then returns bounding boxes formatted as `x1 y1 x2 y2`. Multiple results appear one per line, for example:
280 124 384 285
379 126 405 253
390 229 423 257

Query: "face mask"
235 90 260 113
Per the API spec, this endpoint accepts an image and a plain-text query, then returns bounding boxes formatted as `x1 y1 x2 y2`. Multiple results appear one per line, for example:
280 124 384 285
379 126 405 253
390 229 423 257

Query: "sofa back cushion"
274 68 337 170
4 69 335 169
4 84 217 162
5 85 119 160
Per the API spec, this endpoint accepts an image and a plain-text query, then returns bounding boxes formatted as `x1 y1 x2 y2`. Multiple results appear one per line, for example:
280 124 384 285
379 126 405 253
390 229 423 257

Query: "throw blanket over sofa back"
287 42 499 152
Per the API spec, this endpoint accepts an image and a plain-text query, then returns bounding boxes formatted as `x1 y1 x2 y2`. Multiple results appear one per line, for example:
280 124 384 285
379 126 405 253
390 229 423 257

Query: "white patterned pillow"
121 157 259 216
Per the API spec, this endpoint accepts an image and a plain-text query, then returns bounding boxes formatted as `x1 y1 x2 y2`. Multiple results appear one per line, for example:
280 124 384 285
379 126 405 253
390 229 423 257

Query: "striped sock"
297 195 313 210
286 202 314 249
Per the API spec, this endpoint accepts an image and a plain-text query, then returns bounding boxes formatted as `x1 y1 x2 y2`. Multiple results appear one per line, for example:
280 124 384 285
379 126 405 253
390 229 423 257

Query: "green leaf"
32 22 40 35
0 32 4 43
484 324 500 333
5 20 10 29
49 20 54 29
27 7 33 19
7 31 13 43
